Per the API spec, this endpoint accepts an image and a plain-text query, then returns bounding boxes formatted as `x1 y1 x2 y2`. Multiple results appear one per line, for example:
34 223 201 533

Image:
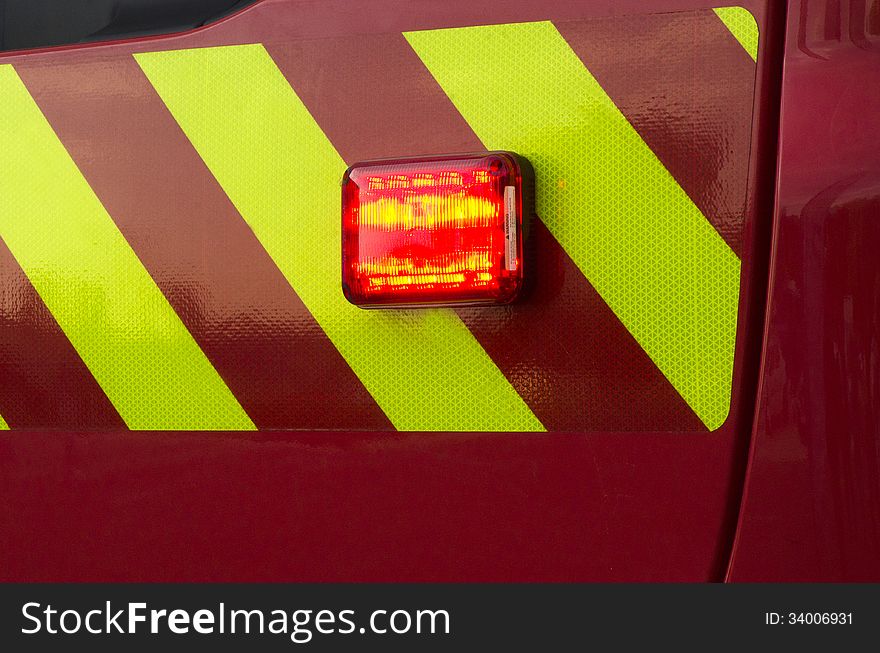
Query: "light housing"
342 152 529 308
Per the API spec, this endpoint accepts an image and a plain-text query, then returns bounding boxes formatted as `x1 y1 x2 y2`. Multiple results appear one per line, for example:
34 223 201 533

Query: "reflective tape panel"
407 22 741 430
714 6 759 61
0 413 7 430
556 9 757 258
0 65 254 431
17 56 391 432
136 45 543 432
266 34 707 432
0 237 124 429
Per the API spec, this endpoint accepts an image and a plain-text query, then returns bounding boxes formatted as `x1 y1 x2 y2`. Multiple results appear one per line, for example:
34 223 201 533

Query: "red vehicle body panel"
728 0 880 581
0 0 876 582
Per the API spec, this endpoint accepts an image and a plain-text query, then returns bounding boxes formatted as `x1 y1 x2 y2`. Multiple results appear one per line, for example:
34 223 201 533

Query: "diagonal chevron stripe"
136 44 543 432
0 414 7 429
0 64 254 431
17 55 392 432
266 33 706 433
556 9 756 258
406 22 741 430
0 237 124 429
714 6 759 61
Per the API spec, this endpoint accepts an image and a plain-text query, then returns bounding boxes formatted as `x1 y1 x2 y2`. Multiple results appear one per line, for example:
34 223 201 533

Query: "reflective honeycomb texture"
0 6 758 432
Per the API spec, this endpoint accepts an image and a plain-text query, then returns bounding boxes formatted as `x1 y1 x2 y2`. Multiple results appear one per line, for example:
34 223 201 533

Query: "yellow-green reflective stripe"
0 413 8 430
407 22 740 430
714 6 759 61
0 65 254 431
136 45 542 432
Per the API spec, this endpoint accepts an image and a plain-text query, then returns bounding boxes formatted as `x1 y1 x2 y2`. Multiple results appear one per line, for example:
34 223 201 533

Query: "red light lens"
342 153 527 308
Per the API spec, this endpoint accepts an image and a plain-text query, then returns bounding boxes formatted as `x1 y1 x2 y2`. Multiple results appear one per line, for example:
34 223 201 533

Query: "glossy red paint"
727 0 880 581
0 0 786 581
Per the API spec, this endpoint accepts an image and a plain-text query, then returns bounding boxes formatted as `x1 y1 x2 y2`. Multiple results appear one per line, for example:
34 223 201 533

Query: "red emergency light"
342 153 528 308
